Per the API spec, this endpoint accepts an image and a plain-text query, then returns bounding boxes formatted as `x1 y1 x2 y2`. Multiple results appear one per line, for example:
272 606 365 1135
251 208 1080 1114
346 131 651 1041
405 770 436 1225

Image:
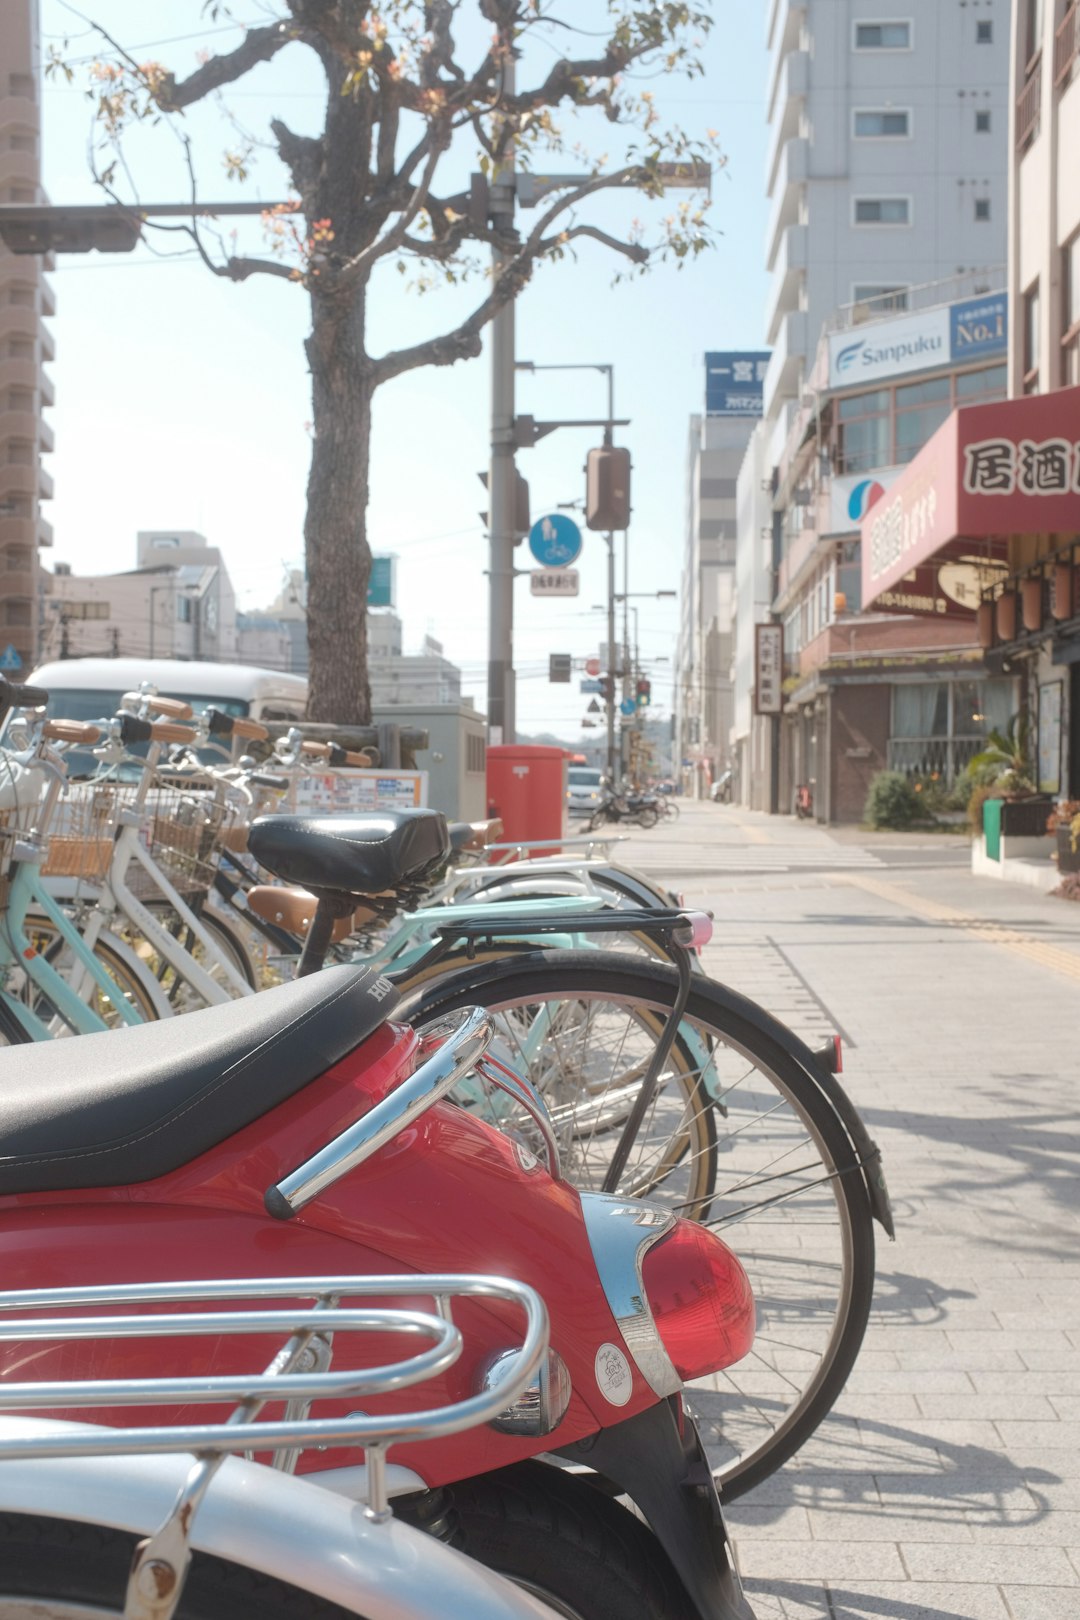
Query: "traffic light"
585 446 631 531
477 469 531 540
549 653 572 683
635 677 651 707
599 675 615 704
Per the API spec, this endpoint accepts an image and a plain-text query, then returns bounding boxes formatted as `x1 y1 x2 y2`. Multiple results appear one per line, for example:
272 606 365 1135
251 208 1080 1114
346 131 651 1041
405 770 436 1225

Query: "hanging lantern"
976 600 994 649
996 590 1017 642
1052 561 1074 621
1021 576 1043 632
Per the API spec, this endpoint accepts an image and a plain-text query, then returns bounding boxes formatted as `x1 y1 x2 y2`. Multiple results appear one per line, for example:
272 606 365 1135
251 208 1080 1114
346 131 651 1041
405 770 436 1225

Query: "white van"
27 658 309 726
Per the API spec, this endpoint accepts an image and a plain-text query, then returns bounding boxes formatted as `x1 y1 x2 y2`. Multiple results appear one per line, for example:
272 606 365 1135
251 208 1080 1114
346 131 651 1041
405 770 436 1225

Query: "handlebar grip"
230 715 269 742
149 720 198 745
301 740 331 759
343 748 374 767
0 676 48 710
43 720 103 745
326 743 374 768
251 772 290 791
123 692 194 721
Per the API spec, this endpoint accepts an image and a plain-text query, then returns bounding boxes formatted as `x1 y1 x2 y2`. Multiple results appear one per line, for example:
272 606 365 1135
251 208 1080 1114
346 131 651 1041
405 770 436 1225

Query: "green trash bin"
983 796 1002 862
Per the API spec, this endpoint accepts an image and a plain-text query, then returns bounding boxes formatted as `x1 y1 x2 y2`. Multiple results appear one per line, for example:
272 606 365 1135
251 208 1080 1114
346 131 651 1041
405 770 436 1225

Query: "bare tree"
53 1 716 721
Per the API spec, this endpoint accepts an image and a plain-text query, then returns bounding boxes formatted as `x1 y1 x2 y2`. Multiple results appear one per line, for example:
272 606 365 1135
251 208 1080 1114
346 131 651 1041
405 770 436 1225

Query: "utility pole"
487 53 517 747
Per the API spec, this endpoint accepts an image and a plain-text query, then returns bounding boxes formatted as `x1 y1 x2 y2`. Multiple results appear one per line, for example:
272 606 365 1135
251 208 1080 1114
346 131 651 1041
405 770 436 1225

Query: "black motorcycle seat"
248 810 450 898
446 821 473 854
0 965 399 1197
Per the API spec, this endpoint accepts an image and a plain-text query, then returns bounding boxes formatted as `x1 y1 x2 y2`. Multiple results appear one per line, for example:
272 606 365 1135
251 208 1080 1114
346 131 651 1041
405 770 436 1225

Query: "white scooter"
0 1272 561 1620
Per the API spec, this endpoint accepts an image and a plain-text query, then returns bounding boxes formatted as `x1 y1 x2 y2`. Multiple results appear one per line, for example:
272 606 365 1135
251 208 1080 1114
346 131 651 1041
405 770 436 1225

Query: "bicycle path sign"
528 512 582 568
0 645 22 671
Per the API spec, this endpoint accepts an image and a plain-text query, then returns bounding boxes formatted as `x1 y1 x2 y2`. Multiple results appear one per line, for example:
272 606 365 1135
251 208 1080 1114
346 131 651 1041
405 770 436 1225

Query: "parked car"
566 764 604 818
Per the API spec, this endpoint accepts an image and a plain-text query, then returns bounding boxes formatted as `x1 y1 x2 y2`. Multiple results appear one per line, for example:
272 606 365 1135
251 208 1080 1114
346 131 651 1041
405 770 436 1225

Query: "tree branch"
270 118 323 196
157 22 295 111
544 224 648 263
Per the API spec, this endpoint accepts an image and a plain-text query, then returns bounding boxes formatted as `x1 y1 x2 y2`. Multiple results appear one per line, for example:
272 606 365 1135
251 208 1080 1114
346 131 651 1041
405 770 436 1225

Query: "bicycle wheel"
119 901 255 1013
7 912 165 1033
635 806 659 829
405 951 875 1500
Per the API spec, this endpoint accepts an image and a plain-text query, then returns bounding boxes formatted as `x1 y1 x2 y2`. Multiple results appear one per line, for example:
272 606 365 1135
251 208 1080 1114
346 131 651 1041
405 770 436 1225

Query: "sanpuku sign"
754 624 784 715
861 386 1080 613
530 569 579 597
827 292 1007 390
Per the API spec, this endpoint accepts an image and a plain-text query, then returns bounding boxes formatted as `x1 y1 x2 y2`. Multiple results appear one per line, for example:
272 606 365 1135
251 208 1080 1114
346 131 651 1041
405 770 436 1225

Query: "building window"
974 197 992 221
4 601 30 628
976 20 993 43
1023 0 1044 67
852 284 910 317
1023 281 1040 393
837 390 891 472
894 376 952 465
1062 232 1080 385
853 197 911 226
975 109 992 132
854 21 912 49
853 109 911 138
955 363 1007 402
177 595 193 624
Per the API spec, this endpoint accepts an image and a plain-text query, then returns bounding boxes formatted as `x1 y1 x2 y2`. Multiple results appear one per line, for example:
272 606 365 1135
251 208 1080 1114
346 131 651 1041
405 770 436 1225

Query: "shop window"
853 196 911 225
1023 280 1040 393
1062 232 1080 386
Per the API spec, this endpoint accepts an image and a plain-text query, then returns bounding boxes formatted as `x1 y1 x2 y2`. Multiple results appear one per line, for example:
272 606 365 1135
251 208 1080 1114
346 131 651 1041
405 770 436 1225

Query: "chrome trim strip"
475 1054 562 1180
267 1006 494 1217
578 1193 682 1399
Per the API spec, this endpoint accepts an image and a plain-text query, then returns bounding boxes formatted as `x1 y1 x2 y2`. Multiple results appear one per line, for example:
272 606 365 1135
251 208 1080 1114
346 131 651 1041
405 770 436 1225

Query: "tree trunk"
303 288 374 724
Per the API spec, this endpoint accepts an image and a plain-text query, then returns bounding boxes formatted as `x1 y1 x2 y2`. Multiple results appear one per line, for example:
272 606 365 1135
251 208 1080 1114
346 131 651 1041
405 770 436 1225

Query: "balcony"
1056 2 1080 88
767 0 807 57
38 466 53 501
40 279 56 319
766 52 809 194
1016 54 1042 151
39 370 54 407
765 223 807 344
764 310 808 413
38 419 54 454
0 568 38 601
37 515 53 548
766 138 808 270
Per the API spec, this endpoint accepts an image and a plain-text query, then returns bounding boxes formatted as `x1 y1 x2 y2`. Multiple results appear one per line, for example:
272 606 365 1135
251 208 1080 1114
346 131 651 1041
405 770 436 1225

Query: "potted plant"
1047 800 1080 873
969 714 1051 838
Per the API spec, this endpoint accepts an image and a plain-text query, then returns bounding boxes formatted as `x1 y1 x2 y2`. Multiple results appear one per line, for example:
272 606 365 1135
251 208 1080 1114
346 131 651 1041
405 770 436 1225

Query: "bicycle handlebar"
122 691 194 721
43 720 103 746
205 707 269 743
0 676 48 712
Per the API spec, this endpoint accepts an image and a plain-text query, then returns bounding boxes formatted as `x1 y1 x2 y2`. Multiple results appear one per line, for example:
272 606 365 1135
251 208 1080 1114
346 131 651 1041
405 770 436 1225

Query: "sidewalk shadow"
742 1576 1004 1619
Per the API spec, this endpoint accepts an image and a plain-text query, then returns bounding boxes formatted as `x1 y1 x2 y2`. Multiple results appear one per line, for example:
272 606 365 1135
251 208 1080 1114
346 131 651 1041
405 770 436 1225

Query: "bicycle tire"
9 913 166 1033
404 951 876 1499
0 1511 362 1618
634 806 659 829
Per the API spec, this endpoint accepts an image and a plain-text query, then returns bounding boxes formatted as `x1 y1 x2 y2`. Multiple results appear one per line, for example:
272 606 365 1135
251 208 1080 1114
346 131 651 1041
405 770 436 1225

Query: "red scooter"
0 927 757 1615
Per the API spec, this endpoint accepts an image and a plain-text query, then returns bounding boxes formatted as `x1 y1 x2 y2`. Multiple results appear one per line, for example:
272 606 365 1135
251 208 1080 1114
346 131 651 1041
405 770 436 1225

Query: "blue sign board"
529 512 582 568
0 644 23 671
580 678 603 694
950 292 1008 364
620 698 636 717
705 351 771 418
367 555 395 609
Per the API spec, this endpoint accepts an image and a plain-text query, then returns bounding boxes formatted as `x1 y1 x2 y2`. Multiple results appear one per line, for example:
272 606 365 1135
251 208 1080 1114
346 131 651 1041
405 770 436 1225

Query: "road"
618 801 1080 1620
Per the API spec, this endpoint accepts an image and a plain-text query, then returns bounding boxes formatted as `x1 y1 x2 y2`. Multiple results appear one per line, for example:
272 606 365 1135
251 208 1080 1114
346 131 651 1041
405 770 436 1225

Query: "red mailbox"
486 744 568 854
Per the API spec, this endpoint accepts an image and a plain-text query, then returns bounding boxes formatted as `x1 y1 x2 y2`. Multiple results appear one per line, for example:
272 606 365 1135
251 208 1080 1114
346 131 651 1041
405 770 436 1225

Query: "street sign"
549 653 572 683
587 698 602 714
580 678 603 694
367 555 396 608
530 569 579 597
620 698 636 717
528 512 582 568
0 644 22 671
754 623 784 715
584 657 601 677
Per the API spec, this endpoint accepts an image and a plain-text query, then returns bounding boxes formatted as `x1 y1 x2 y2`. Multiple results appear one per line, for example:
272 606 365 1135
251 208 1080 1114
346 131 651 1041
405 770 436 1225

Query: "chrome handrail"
476 1052 562 1180
265 1005 494 1218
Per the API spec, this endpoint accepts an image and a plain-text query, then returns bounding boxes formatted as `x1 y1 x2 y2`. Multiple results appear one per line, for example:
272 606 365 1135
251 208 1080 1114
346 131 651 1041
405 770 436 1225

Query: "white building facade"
764 0 1009 470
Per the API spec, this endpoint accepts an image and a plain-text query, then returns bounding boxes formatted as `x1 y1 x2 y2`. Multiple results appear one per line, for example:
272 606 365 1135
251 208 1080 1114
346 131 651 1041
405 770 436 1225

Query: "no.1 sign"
529 512 582 568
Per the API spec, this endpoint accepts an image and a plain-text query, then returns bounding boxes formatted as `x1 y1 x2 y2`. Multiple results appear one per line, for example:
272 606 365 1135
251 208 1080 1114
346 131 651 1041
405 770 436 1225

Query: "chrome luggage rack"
0 1272 548 1620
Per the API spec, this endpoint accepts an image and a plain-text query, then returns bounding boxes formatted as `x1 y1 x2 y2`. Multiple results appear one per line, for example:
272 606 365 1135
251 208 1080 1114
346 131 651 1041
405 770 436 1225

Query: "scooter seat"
0 965 398 1197
248 810 450 898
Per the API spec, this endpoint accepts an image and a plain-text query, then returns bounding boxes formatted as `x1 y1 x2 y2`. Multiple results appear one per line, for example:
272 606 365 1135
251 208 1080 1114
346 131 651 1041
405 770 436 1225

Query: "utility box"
374 703 488 822
486 744 568 851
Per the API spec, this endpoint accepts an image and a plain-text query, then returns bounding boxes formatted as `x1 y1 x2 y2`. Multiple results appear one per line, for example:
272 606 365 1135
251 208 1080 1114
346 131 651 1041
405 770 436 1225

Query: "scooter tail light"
638 1221 755 1384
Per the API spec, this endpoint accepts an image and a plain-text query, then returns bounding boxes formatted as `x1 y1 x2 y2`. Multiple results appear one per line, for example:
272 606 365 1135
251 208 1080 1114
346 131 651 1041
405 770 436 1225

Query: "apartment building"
1 0 53 671
764 0 1009 474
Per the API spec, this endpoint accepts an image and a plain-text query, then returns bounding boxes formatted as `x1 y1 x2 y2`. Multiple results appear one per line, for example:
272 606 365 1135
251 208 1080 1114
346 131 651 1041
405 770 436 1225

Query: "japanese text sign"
754 624 784 715
706 351 770 417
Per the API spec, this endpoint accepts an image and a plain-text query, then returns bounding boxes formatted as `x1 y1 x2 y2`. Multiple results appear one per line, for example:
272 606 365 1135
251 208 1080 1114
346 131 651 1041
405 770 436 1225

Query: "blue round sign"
620 698 636 718
528 512 582 568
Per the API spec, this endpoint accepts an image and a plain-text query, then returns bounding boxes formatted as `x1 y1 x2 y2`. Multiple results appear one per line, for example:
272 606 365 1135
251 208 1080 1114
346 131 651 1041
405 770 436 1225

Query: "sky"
37 1 770 736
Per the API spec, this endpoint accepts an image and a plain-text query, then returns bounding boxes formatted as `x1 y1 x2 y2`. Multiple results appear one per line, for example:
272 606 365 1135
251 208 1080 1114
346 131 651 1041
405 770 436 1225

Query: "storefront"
862 385 1080 801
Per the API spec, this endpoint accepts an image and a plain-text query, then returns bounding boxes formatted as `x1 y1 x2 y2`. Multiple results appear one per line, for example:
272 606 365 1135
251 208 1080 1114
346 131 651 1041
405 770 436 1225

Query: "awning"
861 386 1080 615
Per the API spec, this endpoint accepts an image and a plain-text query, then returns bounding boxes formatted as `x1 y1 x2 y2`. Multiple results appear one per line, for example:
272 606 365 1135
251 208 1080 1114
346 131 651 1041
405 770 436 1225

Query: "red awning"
861 386 1080 614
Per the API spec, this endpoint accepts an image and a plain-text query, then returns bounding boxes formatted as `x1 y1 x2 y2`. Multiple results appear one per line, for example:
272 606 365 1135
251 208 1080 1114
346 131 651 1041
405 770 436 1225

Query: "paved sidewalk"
622 804 1080 1619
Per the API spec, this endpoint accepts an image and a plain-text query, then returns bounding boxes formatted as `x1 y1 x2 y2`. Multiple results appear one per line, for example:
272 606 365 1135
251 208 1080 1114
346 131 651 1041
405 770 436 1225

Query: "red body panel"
0 1021 661 1487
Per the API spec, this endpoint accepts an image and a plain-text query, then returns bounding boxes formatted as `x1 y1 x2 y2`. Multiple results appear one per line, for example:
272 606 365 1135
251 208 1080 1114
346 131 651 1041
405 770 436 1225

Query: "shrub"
865 770 919 829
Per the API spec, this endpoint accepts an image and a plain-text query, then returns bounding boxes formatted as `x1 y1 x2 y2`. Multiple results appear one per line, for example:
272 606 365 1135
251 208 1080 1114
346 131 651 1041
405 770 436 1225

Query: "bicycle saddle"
248 809 450 898
0 965 398 1196
446 818 504 854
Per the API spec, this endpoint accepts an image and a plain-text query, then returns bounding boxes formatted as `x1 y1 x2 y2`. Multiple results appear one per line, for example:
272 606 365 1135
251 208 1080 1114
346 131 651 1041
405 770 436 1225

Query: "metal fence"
886 735 984 784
